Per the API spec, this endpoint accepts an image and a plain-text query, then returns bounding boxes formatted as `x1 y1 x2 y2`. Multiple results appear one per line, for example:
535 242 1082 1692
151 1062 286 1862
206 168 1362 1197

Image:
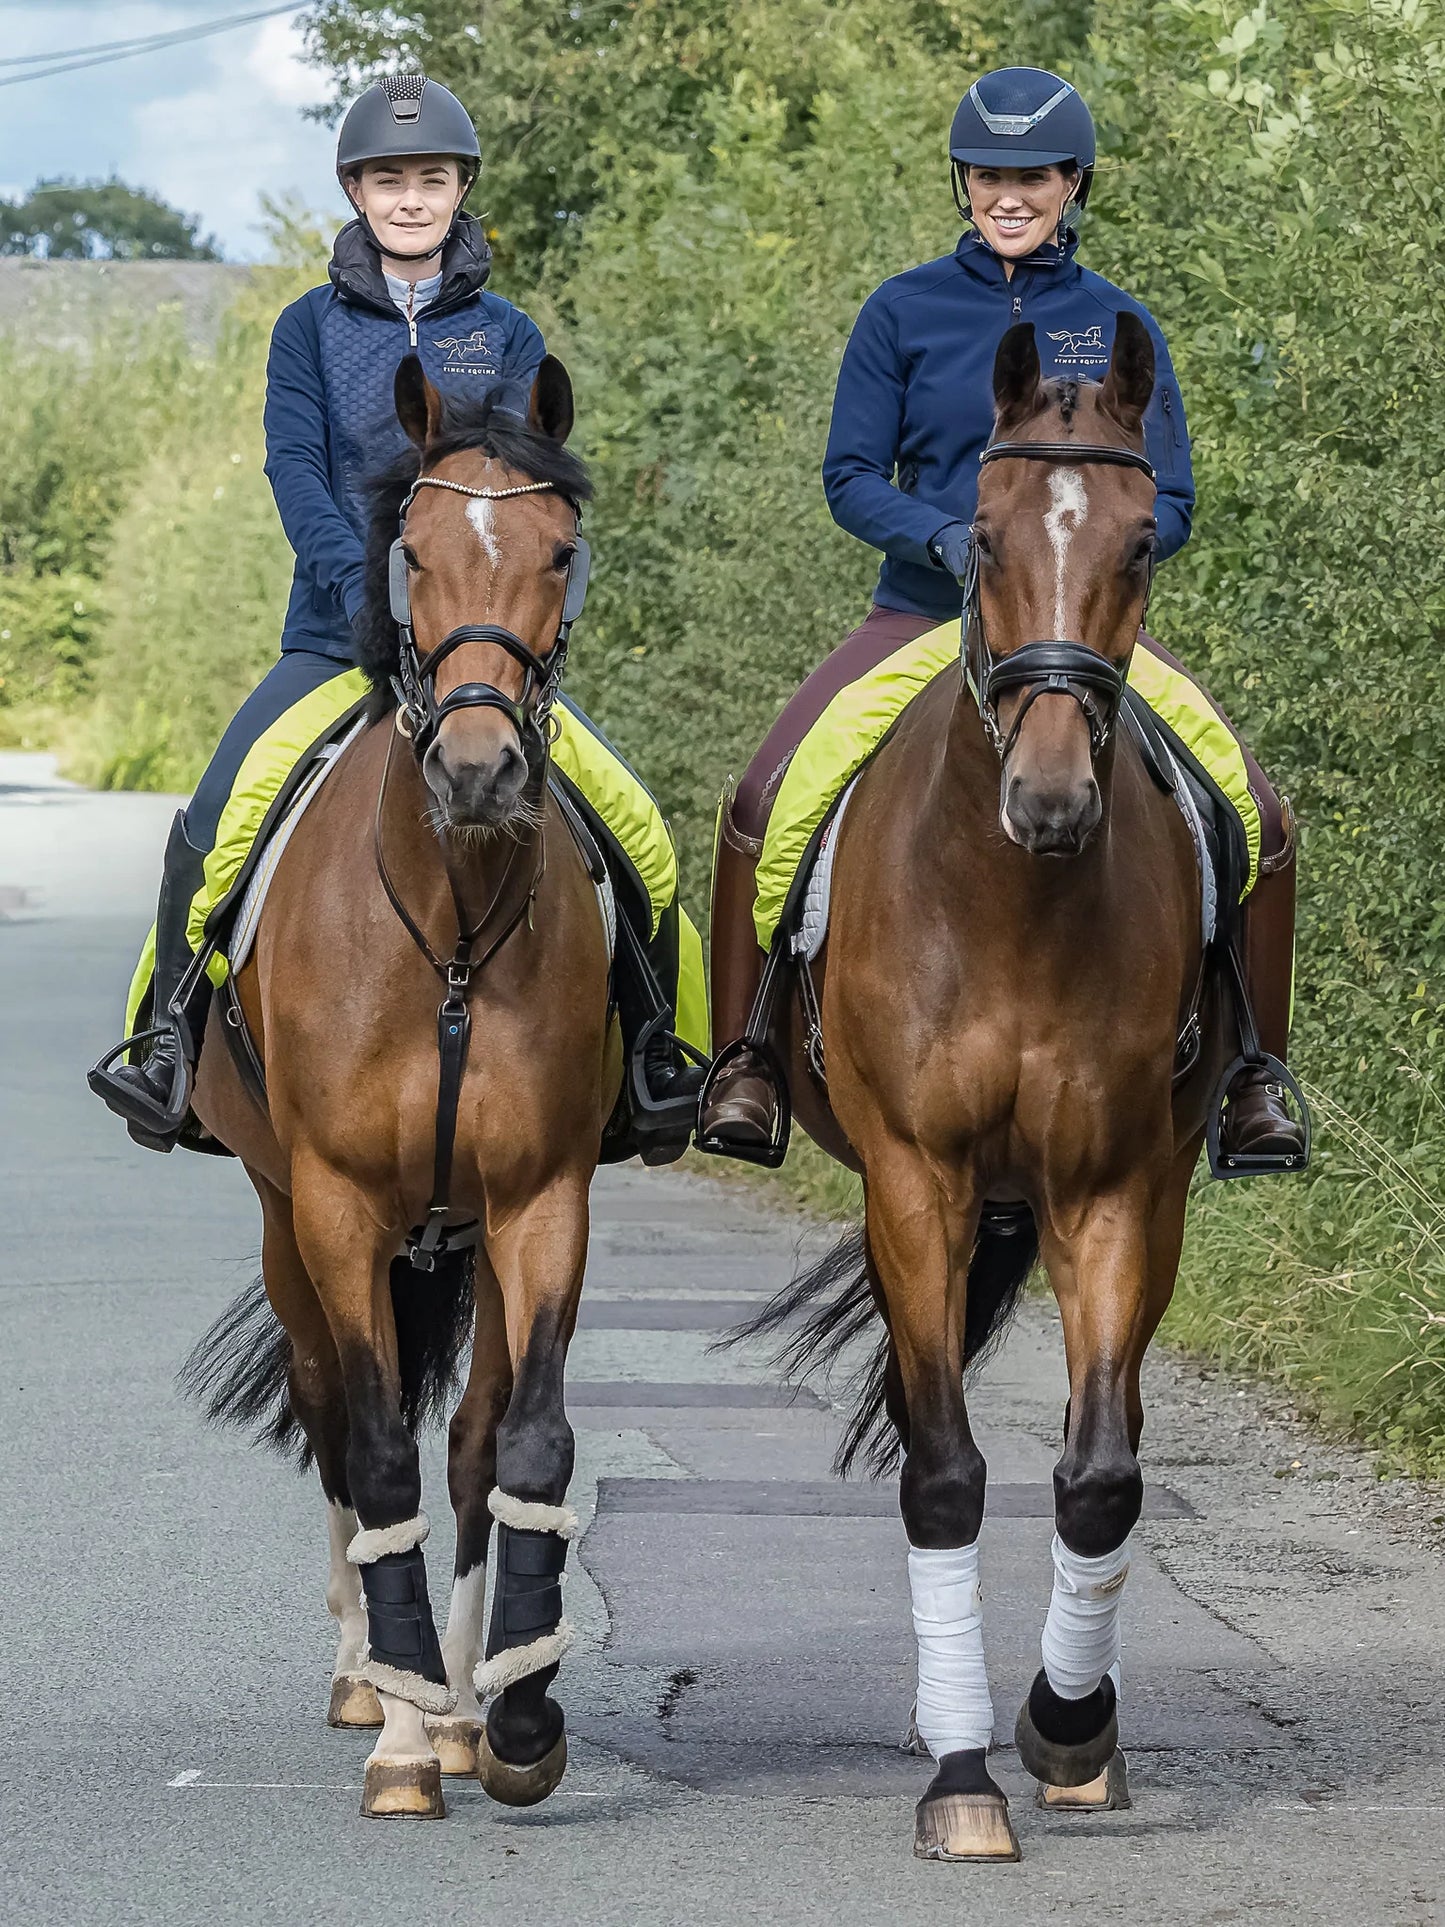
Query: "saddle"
699 685 1296 1181
124 706 691 1171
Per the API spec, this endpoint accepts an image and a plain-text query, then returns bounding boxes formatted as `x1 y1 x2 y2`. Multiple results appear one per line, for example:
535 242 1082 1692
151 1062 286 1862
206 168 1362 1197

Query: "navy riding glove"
927 522 974 582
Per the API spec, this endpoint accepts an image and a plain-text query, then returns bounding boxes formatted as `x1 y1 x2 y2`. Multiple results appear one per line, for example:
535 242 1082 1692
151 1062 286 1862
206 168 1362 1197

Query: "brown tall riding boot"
1220 797 1306 1159
697 781 781 1149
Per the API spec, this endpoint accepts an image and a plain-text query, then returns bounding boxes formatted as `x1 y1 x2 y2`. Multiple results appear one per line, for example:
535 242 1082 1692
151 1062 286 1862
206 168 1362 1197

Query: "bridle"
388 474 591 763
377 467 592 1271
962 439 1156 764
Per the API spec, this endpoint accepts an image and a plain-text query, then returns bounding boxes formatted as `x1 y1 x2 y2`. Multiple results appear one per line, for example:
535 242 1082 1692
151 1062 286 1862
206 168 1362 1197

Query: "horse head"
971 314 1158 856
386 355 589 832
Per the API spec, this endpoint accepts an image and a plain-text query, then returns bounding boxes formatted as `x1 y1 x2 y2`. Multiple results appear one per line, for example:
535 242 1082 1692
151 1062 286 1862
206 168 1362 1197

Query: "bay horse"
751 316 1231 1860
182 356 618 1818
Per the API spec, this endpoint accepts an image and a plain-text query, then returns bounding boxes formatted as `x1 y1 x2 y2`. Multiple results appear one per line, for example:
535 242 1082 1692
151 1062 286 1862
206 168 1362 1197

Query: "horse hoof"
328 1674 383 1729
361 1756 446 1819
476 1727 567 1808
1015 1675 1118 1788
425 1714 485 1777
913 1790 1021 1862
1036 1749 1132 1811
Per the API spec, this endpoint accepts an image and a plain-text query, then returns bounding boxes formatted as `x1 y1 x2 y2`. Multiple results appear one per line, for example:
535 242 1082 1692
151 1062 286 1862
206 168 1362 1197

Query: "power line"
0 4 304 88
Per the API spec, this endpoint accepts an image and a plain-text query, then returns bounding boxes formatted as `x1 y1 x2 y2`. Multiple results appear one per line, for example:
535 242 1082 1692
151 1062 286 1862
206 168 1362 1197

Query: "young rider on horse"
93 75 702 1145
700 65 1303 1165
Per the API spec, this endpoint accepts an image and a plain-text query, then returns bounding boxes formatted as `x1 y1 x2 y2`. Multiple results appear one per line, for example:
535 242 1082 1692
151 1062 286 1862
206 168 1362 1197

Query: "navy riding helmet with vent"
949 67 1096 214
336 74 482 194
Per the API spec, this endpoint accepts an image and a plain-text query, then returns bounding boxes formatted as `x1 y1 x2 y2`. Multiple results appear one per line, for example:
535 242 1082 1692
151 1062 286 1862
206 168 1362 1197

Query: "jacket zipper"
406 287 419 349
1161 386 1181 446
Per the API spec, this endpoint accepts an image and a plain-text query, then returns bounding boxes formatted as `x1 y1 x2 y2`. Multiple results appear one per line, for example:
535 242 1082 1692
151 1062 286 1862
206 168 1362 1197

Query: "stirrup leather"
695 938 793 1169
1206 940 1312 1180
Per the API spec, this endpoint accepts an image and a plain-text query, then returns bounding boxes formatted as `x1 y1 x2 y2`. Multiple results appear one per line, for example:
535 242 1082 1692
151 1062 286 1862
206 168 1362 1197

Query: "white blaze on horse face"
465 495 502 572
440 1563 488 1718
325 1500 368 1678
1043 467 1089 635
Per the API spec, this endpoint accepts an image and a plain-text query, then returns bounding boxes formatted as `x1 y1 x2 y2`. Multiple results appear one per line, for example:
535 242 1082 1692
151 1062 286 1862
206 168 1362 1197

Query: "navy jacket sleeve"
822 289 958 568
499 310 546 416
263 296 368 627
1137 311 1194 562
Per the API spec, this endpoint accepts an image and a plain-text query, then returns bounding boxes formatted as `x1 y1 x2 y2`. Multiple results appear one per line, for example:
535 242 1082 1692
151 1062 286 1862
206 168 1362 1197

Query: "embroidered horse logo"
1046 325 1106 359
435 330 496 367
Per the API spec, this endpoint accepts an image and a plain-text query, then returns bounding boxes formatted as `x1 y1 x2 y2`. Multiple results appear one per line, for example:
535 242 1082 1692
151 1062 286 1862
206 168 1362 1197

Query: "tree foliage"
4 0 1443 1453
0 178 221 262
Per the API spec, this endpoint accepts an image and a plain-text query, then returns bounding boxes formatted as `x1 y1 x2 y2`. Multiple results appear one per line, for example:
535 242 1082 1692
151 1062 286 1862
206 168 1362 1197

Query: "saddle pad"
795 776 859 962
229 715 369 972
229 733 617 977
753 619 1262 953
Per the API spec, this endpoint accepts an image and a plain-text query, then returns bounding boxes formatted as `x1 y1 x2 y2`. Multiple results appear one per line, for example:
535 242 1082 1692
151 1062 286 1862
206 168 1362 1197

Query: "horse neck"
932 679 1126 906
379 732 545 946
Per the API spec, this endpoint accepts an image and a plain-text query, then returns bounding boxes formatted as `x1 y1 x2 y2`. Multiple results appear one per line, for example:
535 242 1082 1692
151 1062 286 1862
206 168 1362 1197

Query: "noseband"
388 474 591 762
962 440 1156 764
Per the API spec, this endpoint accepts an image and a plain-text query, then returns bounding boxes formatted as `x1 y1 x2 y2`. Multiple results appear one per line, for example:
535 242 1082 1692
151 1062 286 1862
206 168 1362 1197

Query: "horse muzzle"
1001 771 1103 857
422 727 531 829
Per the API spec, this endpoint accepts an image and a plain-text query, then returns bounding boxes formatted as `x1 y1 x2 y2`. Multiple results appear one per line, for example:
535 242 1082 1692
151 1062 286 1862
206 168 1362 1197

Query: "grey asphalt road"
3 752 1443 1927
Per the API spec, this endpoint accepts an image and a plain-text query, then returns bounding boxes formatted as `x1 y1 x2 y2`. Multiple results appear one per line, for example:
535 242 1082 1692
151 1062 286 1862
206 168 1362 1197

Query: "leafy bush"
0 571 97 709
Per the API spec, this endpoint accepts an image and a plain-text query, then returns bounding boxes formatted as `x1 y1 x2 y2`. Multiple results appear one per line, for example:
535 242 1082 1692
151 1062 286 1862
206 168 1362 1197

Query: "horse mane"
356 389 594 696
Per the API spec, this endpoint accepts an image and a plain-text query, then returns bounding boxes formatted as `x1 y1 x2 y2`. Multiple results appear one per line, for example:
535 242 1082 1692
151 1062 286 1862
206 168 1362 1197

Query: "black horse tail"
179 1248 476 1468
730 1215 1037 1478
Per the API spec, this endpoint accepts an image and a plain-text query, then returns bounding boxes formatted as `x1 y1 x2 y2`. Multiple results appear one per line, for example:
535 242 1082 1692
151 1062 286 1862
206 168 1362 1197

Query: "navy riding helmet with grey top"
948 66 1096 216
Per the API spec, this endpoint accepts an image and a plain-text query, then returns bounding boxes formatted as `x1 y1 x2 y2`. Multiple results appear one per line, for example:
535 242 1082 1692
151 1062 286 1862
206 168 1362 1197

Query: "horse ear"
528 355 575 445
992 322 1044 431
1100 312 1156 434
395 354 445 451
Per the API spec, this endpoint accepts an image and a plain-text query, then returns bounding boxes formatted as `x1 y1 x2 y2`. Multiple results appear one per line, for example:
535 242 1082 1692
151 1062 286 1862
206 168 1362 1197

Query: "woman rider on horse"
700 65 1303 1164
93 75 702 1146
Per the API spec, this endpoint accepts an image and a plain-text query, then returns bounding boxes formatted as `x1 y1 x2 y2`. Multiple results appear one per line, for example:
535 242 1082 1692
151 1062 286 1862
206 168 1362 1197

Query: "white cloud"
0 4 346 259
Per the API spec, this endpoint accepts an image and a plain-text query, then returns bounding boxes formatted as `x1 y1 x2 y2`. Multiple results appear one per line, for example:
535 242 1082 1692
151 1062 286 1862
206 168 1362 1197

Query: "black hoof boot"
1015 1667 1118 1789
478 1688 567 1807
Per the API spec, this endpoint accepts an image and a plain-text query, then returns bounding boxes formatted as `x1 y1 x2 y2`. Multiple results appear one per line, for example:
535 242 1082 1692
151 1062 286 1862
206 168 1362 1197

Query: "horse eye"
554 543 577 572
973 526 994 559
1129 533 1156 570
402 544 421 571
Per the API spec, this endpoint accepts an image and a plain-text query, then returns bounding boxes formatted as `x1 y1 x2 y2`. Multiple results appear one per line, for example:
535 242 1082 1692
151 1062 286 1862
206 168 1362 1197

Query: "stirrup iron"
695 938 793 1169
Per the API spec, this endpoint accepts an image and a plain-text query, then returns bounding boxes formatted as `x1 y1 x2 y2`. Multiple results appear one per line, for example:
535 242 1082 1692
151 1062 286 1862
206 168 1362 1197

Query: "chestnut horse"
182 357 618 1818
751 317 1232 1861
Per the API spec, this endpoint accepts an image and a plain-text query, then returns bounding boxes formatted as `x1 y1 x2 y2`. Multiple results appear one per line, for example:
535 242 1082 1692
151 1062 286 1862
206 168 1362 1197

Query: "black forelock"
356 387 593 696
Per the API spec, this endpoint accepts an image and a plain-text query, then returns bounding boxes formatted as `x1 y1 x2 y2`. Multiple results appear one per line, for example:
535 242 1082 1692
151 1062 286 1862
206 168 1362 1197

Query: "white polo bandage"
907 1542 994 1760
1040 1532 1131 1700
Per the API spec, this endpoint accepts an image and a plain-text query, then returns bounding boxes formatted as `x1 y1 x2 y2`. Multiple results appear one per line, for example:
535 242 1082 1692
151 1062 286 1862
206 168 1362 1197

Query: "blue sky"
0 3 345 259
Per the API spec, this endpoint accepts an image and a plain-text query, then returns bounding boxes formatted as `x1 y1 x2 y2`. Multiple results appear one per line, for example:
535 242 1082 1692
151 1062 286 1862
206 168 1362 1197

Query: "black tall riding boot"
1219 800 1306 1160
697 783 780 1151
88 810 211 1146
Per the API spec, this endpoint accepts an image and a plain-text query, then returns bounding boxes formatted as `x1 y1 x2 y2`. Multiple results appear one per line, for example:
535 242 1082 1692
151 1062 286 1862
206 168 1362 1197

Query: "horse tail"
729 1214 1037 1479
179 1248 476 1468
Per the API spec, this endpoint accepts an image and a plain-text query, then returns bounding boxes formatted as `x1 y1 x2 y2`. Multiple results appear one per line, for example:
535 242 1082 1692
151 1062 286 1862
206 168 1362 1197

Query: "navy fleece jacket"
822 229 1194 620
264 215 545 660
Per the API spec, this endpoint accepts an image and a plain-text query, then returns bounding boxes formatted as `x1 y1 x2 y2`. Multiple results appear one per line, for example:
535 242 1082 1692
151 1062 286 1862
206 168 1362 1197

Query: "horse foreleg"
253 1177 381 1732
863 1144 1019 1863
1022 1165 1186 1807
472 1172 591 1809
426 1248 512 1776
291 1156 449 1820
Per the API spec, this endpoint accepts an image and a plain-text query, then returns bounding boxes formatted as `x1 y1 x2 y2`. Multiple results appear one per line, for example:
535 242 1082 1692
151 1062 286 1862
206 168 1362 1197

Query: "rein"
963 439 1156 764
378 469 590 1269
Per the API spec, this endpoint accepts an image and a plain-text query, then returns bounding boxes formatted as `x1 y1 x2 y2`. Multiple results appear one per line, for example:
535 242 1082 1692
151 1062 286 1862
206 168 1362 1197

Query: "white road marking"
167 1770 201 1787
1043 467 1088 634
168 1777 360 1791
466 496 502 570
